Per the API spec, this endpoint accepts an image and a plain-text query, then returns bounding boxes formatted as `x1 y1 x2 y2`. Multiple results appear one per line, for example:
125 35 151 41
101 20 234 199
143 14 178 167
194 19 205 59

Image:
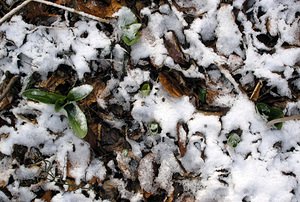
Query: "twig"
0 0 31 25
250 80 263 101
0 75 19 102
218 65 243 94
0 0 110 25
267 115 300 127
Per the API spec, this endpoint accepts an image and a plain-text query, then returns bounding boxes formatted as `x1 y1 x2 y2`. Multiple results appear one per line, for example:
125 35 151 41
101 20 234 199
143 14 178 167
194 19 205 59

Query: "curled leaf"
148 122 161 135
64 103 88 138
23 89 66 104
227 133 241 148
140 82 151 96
159 72 185 98
164 31 186 65
67 84 93 102
122 23 142 46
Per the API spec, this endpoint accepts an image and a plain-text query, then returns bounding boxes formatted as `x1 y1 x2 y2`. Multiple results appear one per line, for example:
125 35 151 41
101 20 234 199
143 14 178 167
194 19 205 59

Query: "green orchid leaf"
140 82 151 96
256 103 271 116
67 84 93 102
122 23 141 46
54 98 67 112
199 88 207 104
227 133 241 148
148 122 161 135
256 102 284 129
268 107 284 129
122 34 141 46
23 89 66 104
64 103 88 138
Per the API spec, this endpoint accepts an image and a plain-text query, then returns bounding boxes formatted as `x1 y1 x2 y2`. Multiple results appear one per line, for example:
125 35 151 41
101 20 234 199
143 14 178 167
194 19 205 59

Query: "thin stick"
0 75 19 102
0 0 110 25
0 0 32 25
218 65 243 94
267 115 300 127
32 0 110 23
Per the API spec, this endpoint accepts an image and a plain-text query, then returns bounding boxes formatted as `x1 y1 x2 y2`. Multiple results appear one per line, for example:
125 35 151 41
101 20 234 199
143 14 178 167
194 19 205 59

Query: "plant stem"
267 115 300 127
0 0 110 25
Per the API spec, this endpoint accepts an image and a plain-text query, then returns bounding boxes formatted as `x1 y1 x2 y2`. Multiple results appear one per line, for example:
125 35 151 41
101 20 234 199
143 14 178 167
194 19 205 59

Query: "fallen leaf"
79 80 106 106
88 176 102 185
55 0 125 19
22 2 60 25
38 66 77 94
177 122 188 157
159 71 185 98
206 89 220 105
0 96 13 110
250 80 263 102
41 190 53 202
164 31 187 66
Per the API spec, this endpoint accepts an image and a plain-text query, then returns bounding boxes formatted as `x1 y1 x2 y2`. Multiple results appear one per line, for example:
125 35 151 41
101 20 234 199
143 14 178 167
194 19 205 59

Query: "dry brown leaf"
250 80 263 102
80 80 106 106
165 191 174 202
159 72 185 98
0 75 18 110
66 178 83 191
0 96 13 110
77 0 124 18
164 31 187 65
177 122 187 157
88 176 102 185
84 122 101 155
22 2 60 25
206 89 219 105
40 190 53 202
0 180 7 188
55 0 125 19
177 194 196 202
39 75 66 92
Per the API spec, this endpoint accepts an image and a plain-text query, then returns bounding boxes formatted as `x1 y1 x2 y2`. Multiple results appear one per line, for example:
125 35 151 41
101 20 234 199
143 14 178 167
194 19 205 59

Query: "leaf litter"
0 0 300 201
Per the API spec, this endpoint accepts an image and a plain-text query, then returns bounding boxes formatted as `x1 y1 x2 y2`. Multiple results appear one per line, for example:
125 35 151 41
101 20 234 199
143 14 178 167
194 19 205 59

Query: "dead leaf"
165 191 174 202
79 80 106 106
164 31 187 66
39 65 77 93
22 2 60 25
116 151 139 180
41 190 53 202
159 71 185 98
0 96 13 110
88 176 102 185
39 75 66 93
250 80 263 102
55 0 125 19
0 75 18 110
206 89 220 105
102 180 119 200
177 122 188 157
177 194 196 202
66 178 83 191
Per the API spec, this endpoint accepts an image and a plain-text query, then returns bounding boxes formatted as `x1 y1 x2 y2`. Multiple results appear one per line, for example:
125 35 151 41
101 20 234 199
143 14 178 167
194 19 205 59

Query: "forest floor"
0 0 300 201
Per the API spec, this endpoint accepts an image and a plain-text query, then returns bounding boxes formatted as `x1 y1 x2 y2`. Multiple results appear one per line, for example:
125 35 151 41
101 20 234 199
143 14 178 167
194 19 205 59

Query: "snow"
0 0 300 201
216 5 243 57
51 192 93 202
132 84 195 136
0 16 111 79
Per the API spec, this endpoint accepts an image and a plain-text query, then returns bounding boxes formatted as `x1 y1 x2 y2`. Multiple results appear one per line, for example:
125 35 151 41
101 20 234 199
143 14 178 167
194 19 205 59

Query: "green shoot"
23 84 93 138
